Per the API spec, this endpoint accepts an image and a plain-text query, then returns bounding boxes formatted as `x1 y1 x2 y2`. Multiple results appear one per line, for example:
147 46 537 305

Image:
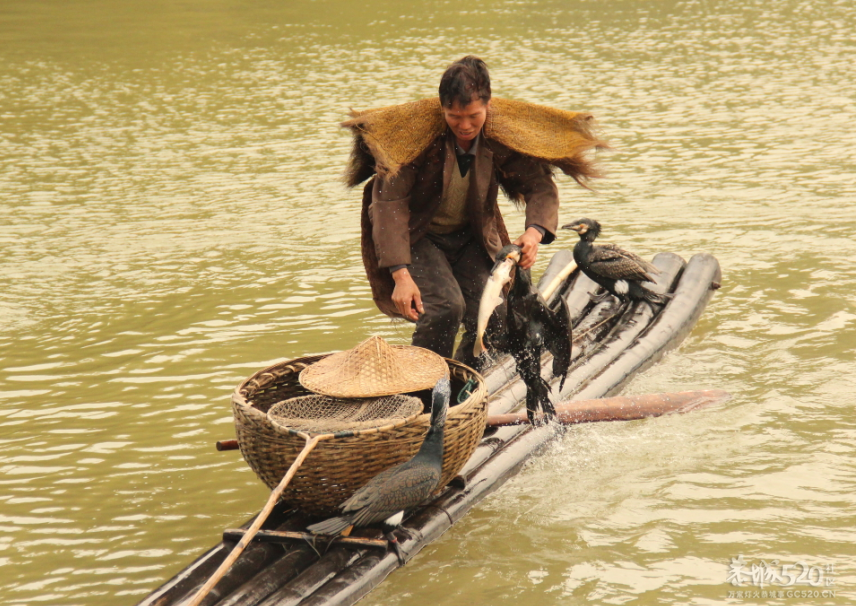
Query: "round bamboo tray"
232 355 487 515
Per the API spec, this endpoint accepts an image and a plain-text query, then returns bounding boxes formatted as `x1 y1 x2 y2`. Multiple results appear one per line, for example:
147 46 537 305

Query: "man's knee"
428 292 466 327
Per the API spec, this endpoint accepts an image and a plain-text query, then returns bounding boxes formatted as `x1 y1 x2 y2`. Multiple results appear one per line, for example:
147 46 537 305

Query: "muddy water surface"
1 1 855 604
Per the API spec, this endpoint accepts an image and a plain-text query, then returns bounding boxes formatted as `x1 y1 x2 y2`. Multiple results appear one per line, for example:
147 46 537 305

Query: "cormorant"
562 218 670 305
475 244 572 424
306 376 450 564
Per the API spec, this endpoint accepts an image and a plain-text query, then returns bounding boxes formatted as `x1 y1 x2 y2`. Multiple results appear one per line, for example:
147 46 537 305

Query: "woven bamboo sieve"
231 355 487 515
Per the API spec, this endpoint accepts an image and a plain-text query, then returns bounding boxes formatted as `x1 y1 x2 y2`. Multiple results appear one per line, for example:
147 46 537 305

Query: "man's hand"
391 268 424 322
513 227 543 270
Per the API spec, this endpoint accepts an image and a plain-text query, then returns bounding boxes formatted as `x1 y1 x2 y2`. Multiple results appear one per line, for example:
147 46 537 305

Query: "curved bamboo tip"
540 259 577 301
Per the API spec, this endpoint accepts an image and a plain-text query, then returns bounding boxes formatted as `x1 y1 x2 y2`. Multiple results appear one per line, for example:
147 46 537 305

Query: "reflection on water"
1 0 855 604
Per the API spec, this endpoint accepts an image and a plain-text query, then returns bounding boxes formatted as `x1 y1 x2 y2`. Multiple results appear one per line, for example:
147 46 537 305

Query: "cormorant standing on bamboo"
306 377 450 564
474 244 572 424
563 218 670 305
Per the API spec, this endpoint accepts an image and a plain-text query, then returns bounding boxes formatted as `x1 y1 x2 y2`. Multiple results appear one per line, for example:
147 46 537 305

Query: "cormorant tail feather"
307 515 353 536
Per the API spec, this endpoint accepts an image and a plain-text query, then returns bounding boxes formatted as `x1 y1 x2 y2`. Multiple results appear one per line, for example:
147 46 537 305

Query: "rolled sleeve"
371 174 414 267
526 224 547 238
522 180 559 244
499 153 560 244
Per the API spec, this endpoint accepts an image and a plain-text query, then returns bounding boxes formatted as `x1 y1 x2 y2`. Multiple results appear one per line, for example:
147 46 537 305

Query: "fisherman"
344 56 604 368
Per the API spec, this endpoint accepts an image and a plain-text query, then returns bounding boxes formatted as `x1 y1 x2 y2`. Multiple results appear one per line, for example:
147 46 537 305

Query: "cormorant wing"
589 243 660 283
339 465 401 513
483 304 508 353
528 292 572 390
345 465 441 527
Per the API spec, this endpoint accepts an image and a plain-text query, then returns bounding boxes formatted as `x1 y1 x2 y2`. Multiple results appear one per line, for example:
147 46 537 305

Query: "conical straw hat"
299 336 448 398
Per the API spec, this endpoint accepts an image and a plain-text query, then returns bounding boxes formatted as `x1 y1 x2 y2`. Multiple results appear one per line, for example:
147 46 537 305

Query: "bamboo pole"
182 433 325 606
222 528 388 550
215 389 729 451
487 389 729 427
540 260 577 301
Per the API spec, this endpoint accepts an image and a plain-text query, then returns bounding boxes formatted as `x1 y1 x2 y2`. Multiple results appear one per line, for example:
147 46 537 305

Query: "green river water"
1 1 855 604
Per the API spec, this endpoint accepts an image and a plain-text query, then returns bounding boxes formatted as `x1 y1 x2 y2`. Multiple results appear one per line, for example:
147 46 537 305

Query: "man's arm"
514 226 544 270
498 153 560 268
370 168 423 321
390 267 423 321
370 170 416 268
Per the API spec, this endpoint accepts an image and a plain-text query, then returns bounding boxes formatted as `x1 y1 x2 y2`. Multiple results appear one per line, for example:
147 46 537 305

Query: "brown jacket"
362 130 560 318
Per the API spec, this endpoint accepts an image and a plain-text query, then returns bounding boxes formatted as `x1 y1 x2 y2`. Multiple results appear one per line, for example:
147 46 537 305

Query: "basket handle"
457 377 477 404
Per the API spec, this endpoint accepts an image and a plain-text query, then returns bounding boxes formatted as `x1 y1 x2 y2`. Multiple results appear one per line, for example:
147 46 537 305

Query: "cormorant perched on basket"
474 244 572 425
306 376 450 564
563 218 671 305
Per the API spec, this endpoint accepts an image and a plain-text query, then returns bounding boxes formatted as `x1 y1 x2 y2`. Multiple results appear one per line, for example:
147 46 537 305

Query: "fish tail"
473 337 484 358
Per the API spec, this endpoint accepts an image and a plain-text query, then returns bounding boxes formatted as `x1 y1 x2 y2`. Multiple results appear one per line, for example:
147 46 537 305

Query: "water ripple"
2 0 856 604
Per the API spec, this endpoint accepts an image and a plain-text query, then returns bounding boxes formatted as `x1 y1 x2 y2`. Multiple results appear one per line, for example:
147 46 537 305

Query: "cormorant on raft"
306 377 450 564
563 218 671 306
473 244 573 425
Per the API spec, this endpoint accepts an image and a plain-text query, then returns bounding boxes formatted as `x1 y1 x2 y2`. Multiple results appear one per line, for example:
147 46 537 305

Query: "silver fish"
473 257 515 357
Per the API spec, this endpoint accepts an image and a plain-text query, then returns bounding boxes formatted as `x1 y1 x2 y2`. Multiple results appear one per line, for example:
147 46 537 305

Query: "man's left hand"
513 227 543 270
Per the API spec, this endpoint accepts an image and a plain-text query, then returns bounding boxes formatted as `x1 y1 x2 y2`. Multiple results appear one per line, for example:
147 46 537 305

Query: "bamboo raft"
138 250 721 606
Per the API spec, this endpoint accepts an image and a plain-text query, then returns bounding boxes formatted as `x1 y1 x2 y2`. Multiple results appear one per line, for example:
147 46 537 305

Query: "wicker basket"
232 355 487 515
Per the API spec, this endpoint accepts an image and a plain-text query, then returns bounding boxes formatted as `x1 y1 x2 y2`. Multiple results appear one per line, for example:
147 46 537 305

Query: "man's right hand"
391 268 424 322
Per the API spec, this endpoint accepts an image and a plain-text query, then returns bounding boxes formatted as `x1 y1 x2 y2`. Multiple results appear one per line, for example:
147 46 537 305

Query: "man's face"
442 98 490 145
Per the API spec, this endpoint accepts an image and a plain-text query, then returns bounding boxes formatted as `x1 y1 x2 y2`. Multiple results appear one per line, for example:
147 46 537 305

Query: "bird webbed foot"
385 530 408 565
526 405 556 426
536 406 557 426
542 399 557 421
526 407 537 425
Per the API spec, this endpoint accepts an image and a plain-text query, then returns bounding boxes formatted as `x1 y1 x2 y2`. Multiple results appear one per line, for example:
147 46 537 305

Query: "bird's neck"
574 238 593 258
415 424 445 463
511 266 532 296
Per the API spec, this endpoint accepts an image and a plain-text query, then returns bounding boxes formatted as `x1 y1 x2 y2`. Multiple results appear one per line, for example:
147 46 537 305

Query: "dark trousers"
408 229 493 369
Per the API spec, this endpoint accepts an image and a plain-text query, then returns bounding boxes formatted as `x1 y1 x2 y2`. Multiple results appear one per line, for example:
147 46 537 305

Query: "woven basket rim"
232 354 485 419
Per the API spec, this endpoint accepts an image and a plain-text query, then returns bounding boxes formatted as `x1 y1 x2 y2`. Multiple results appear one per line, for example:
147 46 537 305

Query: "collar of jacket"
442 129 492 206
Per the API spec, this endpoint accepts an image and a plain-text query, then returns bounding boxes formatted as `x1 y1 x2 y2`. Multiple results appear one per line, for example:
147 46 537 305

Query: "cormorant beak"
491 249 520 274
562 223 584 233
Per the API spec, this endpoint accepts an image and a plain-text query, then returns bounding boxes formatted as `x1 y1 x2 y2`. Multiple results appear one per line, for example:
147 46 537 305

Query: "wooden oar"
215 390 729 452
486 389 729 427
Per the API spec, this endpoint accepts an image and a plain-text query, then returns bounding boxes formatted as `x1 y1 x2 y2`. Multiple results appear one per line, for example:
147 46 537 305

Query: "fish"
473 256 516 357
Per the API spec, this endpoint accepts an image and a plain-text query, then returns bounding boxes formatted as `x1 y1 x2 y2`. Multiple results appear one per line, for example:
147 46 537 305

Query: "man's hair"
439 56 491 108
